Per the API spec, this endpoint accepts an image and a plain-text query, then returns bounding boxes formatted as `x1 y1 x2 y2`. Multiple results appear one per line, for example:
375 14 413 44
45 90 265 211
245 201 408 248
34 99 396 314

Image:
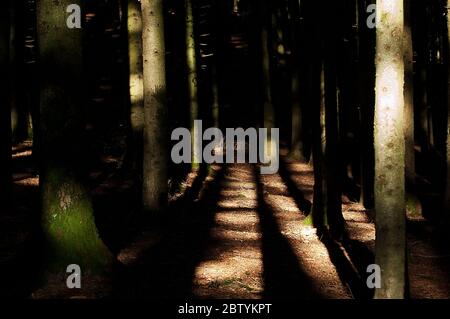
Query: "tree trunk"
310 61 328 229
404 0 415 186
445 0 450 220
37 0 112 271
141 0 169 214
324 1 344 238
127 0 144 172
373 0 406 299
185 0 200 167
288 0 305 162
0 0 11 210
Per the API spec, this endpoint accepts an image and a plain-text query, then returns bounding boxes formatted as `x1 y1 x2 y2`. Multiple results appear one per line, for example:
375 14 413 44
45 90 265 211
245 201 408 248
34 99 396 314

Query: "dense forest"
0 0 449 300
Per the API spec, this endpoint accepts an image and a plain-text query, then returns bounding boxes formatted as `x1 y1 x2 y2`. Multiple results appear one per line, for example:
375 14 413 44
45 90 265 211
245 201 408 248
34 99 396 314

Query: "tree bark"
374 0 406 299
324 1 344 238
185 0 200 167
288 0 305 162
141 0 169 214
404 0 415 186
37 0 112 271
127 0 144 172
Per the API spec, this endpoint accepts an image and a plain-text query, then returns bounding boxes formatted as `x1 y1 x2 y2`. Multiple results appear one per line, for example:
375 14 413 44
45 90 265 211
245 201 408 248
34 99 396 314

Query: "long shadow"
319 231 374 299
254 165 323 299
278 158 312 215
113 164 225 298
278 157 374 299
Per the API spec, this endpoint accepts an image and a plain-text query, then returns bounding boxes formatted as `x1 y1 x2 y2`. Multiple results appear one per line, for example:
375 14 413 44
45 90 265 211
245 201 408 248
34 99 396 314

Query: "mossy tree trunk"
404 0 415 187
0 0 11 210
373 0 406 299
141 0 169 214
127 0 144 173
36 0 112 272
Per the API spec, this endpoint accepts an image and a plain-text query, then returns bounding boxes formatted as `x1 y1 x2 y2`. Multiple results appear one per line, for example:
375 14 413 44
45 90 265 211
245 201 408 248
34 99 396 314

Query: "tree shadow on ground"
277 158 312 215
254 165 323 299
112 164 225 298
319 230 374 299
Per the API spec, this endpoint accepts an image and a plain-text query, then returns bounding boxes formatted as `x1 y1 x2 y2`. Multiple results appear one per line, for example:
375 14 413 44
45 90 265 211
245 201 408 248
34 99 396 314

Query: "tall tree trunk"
310 61 328 229
185 0 200 167
445 0 450 221
10 0 31 144
404 0 415 186
0 0 11 210
324 1 344 238
357 0 376 209
127 0 144 172
141 0 169 214
374 0 406 299
288 0 305 162
260 1 275 140
37 0 112 271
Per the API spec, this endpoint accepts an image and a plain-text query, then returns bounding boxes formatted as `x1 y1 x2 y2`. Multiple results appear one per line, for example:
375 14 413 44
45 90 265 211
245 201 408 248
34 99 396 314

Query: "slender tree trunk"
374 0 406 299
185 0 200 167
10 0 31 144
288 0 305 162
260 0 275 139
445 0 450 220
37 0 112 271
141 0 169 213
404 0 415 186
357 0 375 209
324 2 344 238
0 0 11 210
127 0 144 172
311 61 328 229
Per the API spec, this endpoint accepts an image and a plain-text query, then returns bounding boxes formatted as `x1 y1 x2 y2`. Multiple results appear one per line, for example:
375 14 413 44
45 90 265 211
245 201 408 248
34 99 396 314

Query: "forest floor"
2 142 450 299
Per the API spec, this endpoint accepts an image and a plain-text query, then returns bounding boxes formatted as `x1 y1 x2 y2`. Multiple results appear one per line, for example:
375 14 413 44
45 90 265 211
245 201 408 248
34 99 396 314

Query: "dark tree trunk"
0 0 12 210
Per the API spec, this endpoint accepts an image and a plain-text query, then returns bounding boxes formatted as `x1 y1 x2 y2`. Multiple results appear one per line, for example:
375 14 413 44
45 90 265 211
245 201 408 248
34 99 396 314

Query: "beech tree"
141 0 169 214
36 0 112 271
373 0 406 299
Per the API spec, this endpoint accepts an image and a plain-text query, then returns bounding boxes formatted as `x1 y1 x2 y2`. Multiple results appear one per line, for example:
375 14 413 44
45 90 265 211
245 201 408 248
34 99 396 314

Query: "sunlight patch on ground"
13 177 39 188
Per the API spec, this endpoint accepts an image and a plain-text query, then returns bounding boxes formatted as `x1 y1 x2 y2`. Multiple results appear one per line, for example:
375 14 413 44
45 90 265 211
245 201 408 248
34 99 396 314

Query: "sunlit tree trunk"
185 0 200 167
127 0 144 172
404 0 415 186
141 0 169 213
0 0 11 210
36 0 112 271
374 0 406 299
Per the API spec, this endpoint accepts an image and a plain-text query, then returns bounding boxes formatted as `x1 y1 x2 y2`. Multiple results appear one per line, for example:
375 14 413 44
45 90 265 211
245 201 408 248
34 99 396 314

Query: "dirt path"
190 164 351 299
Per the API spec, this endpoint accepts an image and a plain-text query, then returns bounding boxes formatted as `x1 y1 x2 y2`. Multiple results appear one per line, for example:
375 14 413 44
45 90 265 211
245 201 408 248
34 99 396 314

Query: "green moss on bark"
42 168 112 273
